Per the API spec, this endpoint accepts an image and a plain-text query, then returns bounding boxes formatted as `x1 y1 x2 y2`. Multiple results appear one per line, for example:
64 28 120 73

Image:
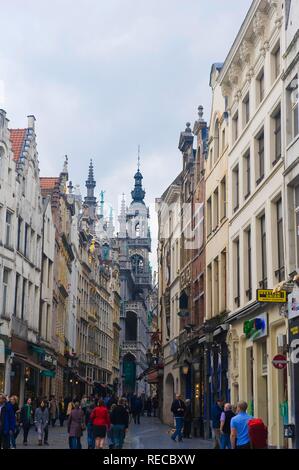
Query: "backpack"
248 418 268 449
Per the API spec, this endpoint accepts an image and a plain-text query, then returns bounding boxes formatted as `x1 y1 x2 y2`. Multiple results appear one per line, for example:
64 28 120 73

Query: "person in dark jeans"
220 403 235 449
211 399 224 449
170 395 186 443
0 394 16 449
20 398 33 445
152 396 158 418
131 395 142 424
183 399 192 438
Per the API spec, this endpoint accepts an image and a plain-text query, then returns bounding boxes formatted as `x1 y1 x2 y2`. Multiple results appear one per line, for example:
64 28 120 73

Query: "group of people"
170 395 268 449
211 399 268 449
170 394 193 443
0 392 159 449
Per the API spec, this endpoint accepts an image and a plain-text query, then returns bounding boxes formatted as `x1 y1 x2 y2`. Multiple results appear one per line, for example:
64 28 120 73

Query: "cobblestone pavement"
14 416 213 450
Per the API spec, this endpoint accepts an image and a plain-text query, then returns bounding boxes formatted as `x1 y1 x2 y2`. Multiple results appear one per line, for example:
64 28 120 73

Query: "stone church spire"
118 193 127 237
84 159 97 229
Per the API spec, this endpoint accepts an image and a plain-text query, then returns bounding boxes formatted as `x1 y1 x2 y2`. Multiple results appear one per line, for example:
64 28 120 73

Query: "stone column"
4 355 12 396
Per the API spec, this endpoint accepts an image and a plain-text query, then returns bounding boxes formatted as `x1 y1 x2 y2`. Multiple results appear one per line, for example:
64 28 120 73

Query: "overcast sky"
0 0 252 272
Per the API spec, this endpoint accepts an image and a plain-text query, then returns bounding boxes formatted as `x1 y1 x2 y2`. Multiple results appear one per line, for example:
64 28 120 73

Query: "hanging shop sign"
288 289 299 320
244 313 268 341
272 354 288 369
257 289 287 303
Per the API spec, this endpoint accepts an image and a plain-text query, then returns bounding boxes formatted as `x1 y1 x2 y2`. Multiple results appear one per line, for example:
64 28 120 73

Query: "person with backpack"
248 417 268 449
230 401 253 449
220 403 235 449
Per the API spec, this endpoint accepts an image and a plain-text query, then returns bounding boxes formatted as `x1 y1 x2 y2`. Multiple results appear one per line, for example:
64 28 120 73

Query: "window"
5 210 12 247
260 214 267 288
214 119 219 162
275 198 284 282
256 130 265 185
243 93 250 127
207 197 212 235
222 128 226 152
287 77 298 143
243 150 251 198
0 147 4 176
245 228 252 300
232 112 239 143
17 217 22 252
21 279 26 320
213 257 219 315
233 165 239 212
257 68 265 104
213 188 219 229
273 108 281 164
14 274 20 317
24 223 29 258
220 177 226 220
2 268 9 316
296 185 299 269
272 43 280 82
234 239 240 307
207 263 212 318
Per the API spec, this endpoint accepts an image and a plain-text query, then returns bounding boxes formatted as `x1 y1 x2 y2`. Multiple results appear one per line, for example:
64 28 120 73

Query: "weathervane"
137 144 141 171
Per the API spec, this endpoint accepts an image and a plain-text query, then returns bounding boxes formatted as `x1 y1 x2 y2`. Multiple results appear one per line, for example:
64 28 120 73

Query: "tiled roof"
9 128 27 162
40 177 60 191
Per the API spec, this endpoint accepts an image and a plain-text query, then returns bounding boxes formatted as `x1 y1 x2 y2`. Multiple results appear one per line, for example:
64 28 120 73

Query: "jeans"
171 417 184 441
183 420 192 438
87 423 95 449
0 433 10 449
10 433 16 448
133 412 140 424
23 424 31 443
111 424 126 449
69 436 81 449
220 433 231 449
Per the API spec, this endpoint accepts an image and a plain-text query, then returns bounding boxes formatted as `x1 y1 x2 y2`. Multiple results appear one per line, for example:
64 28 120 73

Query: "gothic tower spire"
131 147 145 204
84 159 97 228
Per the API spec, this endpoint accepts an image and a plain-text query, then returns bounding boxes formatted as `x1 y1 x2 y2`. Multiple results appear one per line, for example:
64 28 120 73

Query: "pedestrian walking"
90 399 110 449
220 403 235 449
49 395 58 427
170 394 186 443
110 398 129 449
152 396 159 418
86 403 95 449
58 397 66 427
211 399 224 449
67 398 75 417
34 400 49 446
0 393 16 449
20 398 33 446
9 395 20 448
230 401 253 449
67 402 85 449
183 399 192 439
146 397 152 417
131 394 142 424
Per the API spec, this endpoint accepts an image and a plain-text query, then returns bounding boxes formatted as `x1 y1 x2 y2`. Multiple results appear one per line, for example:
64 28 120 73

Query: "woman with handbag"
67 402 85 449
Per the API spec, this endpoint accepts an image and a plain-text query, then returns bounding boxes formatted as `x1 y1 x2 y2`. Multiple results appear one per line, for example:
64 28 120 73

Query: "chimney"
27 115 36 130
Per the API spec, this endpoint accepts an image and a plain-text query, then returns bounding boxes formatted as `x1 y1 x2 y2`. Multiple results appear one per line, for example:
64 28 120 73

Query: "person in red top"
90 399 111 449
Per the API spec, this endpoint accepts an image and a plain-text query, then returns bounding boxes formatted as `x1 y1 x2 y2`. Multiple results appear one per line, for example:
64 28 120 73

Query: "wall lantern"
182 361 190 376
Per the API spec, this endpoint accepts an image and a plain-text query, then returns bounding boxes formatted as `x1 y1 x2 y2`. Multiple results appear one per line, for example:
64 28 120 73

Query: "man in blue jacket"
0 394 16 449
211 399 224 449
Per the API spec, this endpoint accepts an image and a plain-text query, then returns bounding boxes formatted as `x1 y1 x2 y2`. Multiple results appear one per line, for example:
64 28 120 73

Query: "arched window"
125 311 137 341
135 222 140 238
131 254 144 275
214 118 219 162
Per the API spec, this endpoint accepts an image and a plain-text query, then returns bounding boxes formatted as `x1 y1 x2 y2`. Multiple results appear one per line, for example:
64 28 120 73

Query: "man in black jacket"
110 399 129 449
170 394 186 442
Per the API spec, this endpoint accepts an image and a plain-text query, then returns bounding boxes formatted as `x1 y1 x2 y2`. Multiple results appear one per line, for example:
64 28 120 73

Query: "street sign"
257 289 287 303
272 354 288 369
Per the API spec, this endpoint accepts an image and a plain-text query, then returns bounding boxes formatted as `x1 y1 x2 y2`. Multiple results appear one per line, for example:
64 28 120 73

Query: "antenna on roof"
137 144 141 171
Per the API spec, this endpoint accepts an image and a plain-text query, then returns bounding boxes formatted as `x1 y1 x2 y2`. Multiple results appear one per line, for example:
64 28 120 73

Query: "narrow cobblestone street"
14 417 212 450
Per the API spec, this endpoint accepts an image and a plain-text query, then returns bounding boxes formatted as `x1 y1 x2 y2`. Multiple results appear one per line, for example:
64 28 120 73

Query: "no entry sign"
272 354 288 369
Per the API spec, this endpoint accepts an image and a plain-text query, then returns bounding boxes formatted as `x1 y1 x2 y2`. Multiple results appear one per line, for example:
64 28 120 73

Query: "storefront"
227 301 288 448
